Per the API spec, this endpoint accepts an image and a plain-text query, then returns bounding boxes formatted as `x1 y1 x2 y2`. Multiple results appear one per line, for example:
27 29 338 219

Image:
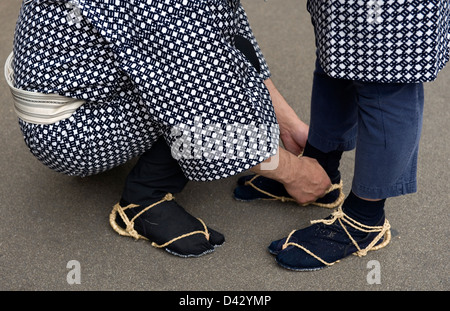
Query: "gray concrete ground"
0 0 448 291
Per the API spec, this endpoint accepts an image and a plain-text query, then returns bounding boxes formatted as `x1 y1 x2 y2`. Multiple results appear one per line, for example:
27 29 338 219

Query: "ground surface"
0 0 448 291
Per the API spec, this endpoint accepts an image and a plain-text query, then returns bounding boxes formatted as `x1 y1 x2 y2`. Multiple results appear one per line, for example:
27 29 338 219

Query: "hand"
251 148 331 205
282 156 331 205
279 118 309 156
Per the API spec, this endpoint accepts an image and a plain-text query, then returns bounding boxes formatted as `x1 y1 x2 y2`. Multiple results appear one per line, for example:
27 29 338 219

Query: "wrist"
252 147 299 185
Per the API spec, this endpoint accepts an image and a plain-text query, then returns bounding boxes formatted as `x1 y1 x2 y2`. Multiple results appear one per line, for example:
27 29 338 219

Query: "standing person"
237 0 449 270
6 0 331 258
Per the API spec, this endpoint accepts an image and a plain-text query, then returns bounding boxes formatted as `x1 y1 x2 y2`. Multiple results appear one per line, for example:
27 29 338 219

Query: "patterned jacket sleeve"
234 3 272 81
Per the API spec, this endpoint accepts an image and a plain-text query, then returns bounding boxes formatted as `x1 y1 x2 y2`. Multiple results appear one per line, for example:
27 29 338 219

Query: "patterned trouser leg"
18 89 161 177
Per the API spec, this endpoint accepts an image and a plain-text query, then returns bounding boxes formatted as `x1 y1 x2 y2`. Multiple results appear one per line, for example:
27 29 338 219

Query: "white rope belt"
4 52 85 125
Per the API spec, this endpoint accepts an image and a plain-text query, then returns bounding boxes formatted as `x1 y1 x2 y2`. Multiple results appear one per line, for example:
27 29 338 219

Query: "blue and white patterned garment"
12 0 279 180
308 0 450 83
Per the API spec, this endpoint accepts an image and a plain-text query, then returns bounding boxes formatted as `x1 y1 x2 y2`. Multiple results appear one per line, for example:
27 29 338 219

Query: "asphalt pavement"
0 0 448 292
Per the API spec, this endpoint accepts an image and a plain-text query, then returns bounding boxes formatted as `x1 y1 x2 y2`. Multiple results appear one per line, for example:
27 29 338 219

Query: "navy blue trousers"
308 59 425 199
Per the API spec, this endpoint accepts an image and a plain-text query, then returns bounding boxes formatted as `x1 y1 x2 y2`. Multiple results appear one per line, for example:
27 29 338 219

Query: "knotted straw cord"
244 175 345 208
283 230 339 267
109 193 211 248
281 206 391 267
151 217 209 249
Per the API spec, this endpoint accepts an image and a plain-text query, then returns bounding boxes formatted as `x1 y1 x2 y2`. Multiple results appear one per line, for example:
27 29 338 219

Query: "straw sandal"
109 193 224 257
234 174 345 209
269 206 391 271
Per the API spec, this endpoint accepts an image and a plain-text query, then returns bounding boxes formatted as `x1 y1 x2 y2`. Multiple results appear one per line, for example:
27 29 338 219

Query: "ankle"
251 147 298 185
303 141 343 182
342 192 386 226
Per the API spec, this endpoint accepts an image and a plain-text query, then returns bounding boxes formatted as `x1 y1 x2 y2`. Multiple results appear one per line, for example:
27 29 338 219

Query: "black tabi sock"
121 137 188 207
302 141 343 183
342 191 386 226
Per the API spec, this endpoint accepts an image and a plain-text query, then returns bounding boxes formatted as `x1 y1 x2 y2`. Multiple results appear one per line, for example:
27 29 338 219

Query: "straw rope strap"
281 206 391 267
244 175 345 208
109 193 210 249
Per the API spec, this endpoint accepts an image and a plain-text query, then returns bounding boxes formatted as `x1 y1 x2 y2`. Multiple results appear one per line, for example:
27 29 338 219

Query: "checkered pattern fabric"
308 0 450 83
13 0 279 180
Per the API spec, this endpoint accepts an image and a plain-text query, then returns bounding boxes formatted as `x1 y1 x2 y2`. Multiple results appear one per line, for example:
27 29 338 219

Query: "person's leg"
304 58 358 179
271 81 424 271
351 81 424 200
120 136 188 206
113 137 224 257
114 139 225 258
343 80 425 225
